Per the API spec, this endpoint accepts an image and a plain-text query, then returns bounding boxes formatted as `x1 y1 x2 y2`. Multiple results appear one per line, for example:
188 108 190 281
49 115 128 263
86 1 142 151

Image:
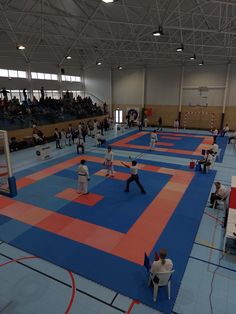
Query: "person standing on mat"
77 159 90 194
104 146 114 177
121 160 146 194
150 130 158 151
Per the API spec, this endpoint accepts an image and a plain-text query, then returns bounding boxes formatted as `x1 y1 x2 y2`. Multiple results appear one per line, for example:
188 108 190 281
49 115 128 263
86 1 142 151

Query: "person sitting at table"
209 181 228 208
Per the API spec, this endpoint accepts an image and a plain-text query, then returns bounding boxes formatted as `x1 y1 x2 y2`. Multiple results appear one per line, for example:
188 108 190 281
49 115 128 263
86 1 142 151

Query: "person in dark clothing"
121 160 146 194
23 88 27 101
54 128 62 149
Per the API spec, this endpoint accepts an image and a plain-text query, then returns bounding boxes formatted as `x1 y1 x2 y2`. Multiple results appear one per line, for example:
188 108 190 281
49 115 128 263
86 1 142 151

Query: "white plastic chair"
148 270 175 302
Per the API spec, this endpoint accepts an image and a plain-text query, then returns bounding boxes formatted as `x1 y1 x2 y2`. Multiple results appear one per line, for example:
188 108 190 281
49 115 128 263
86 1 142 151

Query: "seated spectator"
220 124 229 137
198 150 213 173
228 131 236 144
208 143 219 156
209 181 228 208
150 249 173 274
96 131 106 145
32 125 46 144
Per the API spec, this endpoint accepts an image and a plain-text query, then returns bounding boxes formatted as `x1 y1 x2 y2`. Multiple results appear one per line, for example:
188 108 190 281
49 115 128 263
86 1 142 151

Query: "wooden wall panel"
7 115 107 140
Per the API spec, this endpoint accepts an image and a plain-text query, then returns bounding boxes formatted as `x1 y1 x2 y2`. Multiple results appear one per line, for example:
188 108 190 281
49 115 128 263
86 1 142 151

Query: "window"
37 72 44 79
0 69 9 77
51 74 58 80
18 71 27 78
75 76 81 82
31 72 37 79
44 73 51 80
114 109 123 123
9 70 18 78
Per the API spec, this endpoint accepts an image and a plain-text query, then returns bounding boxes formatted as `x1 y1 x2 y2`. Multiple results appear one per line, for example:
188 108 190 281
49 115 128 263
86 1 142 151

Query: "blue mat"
107 130 228 162
0 154 216 313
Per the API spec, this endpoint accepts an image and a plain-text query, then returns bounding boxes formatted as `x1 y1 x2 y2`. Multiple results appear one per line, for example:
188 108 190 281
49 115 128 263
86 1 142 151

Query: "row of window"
0 69 27 78
4 90 82 102
0 69 81 82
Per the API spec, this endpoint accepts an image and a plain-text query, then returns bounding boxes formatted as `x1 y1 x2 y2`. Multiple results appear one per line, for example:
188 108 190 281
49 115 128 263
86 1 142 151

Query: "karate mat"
0 152 216 313
108 130 228 161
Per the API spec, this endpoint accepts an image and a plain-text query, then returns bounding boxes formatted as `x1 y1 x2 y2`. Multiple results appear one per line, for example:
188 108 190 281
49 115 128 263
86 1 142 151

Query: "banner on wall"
144 107 152 117
126 108 139 121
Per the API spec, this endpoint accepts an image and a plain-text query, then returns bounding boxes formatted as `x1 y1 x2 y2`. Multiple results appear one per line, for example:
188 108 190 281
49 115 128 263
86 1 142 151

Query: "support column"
27 62 32 100
178 66 184 125
110 67 113 118
142 66 147 121
221 63 231 129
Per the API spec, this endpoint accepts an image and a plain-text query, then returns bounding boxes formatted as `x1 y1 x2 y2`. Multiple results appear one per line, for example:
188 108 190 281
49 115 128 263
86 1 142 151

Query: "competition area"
0 131 217 313
108 130 228 161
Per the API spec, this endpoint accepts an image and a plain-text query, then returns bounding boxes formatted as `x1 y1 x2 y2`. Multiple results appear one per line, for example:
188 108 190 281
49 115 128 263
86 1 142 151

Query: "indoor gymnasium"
0 1 236 314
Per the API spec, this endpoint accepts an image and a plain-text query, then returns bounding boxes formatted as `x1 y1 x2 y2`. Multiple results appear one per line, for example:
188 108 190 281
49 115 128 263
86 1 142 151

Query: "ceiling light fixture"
102 0 115 3
17 44 26 50
118 65 123 70
199 60 204 66
176 43 184 52
65 55 72 60
190 53 196 60
96 61 102 66
152 26 164 37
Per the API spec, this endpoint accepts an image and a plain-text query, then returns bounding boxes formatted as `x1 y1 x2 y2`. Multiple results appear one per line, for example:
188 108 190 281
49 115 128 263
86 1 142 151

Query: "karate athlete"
104 146 114 177
150 130 158 151
77 159 90 194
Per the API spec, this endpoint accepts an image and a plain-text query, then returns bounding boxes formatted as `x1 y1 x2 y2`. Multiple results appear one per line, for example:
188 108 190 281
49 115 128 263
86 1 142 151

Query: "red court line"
0 255 38 267
0 256 76 314
65 271 76 314
204 212 223 225
126 300 140 314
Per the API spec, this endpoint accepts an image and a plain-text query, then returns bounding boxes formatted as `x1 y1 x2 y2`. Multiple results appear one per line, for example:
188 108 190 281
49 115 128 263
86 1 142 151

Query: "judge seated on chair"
198 150 213 173
150 249 173 274
149 249 174 302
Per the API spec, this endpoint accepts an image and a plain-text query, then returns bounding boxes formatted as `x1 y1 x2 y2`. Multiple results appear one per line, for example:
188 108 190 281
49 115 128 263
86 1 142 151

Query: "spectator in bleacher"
209 181 228 208
32 125 46 144
54 128 62 149
40 87 45 100
23 89 27 101
0 87 10 102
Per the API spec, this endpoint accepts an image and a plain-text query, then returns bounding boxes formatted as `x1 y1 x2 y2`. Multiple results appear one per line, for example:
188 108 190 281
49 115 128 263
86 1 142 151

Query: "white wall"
146 67 181 105
112 69 144 105
84 67 111 104
228 64 236 106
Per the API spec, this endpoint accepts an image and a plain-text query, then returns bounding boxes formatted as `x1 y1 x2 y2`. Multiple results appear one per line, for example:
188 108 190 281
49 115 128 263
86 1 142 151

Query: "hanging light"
118 65 123 70
199 60 204 66
96 61 102 66
65 55 72 60
17 44 26 50
190 53 196 60
176 43 184 52
102 0 115 3
152 26 164 37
